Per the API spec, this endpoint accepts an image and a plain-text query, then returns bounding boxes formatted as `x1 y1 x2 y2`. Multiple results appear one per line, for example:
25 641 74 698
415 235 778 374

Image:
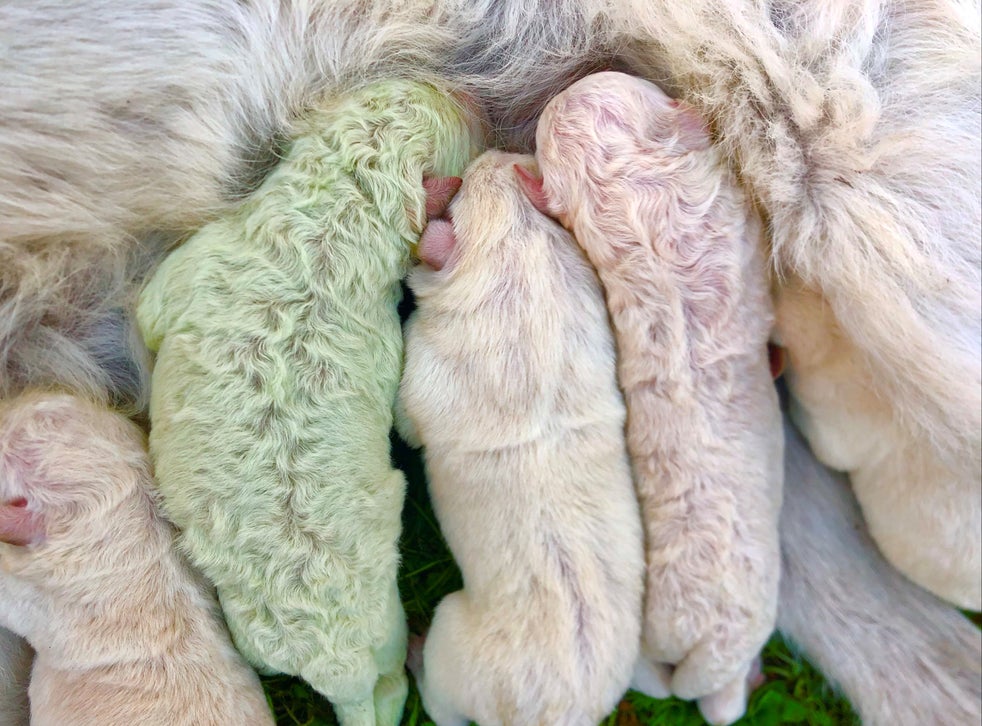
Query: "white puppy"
773 282 981 609
397 149 645 726
520 71 783 725
0 391 273 726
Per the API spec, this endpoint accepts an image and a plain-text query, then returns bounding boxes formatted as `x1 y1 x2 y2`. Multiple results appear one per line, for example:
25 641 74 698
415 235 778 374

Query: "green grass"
260 431 859 726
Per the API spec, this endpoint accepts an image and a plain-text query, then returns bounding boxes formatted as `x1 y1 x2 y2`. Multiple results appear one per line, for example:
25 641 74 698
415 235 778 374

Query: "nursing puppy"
604 1 981 601
0 628 30 726
397 150 645 726
773 282 981 609
137 79 480 726
0 0 459 403
0 391 273 726
519 71 783 721
777 413 982 726
608 0 981 447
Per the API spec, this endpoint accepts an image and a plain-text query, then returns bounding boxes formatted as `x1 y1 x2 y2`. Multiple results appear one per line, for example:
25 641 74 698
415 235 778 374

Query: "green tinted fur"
137 79 479 726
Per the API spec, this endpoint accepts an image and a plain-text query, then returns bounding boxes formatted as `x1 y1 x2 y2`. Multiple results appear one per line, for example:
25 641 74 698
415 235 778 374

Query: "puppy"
777 410 982 726
604 2 981 598
611 0 981 448
519 71 783 723
137 79 481 726
397 150 645 726
0 0 458 404
773 281 981 609
0 391 273 726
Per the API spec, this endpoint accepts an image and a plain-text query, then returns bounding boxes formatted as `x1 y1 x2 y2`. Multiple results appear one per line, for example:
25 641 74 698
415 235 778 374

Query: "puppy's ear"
668 99 712 150
514 164 551 217
0 499 43 546
417 219 457 271
423 177 463 220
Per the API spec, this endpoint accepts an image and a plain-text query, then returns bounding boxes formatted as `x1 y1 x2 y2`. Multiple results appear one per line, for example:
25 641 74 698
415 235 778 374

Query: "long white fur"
529 72 783 722
0 627 31 726
777 409 982 726
773 280 981 609
4 0 977 453
397 150 645 726
0 391 273 725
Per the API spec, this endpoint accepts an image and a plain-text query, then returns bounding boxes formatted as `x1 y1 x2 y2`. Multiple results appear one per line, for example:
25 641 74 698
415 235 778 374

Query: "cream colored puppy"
520 71 783 724
397 150 645 726
773 281 981 609
0 391 273 726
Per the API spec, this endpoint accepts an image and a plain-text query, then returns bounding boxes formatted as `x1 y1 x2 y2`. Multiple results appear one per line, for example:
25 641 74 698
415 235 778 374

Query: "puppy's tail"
777 416 982 726
0 237 159 415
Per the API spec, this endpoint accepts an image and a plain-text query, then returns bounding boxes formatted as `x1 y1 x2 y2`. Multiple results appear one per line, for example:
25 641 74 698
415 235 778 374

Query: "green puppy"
137 79 481 726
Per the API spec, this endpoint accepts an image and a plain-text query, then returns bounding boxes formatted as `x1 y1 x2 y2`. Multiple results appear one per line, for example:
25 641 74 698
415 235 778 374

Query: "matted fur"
774 281 981 609
137 79 480 726
777 412 982 726
397 150 645 726
0 391 272 726
530 72 783 719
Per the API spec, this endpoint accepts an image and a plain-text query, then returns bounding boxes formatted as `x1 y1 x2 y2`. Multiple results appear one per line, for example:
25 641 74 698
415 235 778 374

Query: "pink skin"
0 499 42 547
416 218 456 270
422 177 462 220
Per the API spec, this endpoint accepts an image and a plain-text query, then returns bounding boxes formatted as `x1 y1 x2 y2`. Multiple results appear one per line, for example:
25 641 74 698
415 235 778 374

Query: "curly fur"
778 409 982 726
397 150 645 726
0 0 464 405
136 79 480 726
4 1 977 454
529 72 783 721
0 391 272 726
774 281 981 609
606 0 981 458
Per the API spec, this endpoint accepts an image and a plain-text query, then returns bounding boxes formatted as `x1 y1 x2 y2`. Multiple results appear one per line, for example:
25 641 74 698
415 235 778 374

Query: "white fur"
0 391 273 725
773 281 981 609
605 0 982 608
531 72 783 722
398 150 645 726
778 410 982 726
606 0 981 454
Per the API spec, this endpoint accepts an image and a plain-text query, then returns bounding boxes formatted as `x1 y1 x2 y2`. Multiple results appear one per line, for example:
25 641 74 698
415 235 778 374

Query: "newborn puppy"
0 627 30 726
0 391 272 726
520 71 783 723
397 150 645 726
777 411 982 726
773 281 981 609
137 79 481 726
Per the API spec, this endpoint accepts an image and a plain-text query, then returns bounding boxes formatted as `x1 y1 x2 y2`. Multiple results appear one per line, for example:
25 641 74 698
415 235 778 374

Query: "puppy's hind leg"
630 656 672 699
695 657 763 726
372 583 410 726
333 698 377 726
414 592 474 726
